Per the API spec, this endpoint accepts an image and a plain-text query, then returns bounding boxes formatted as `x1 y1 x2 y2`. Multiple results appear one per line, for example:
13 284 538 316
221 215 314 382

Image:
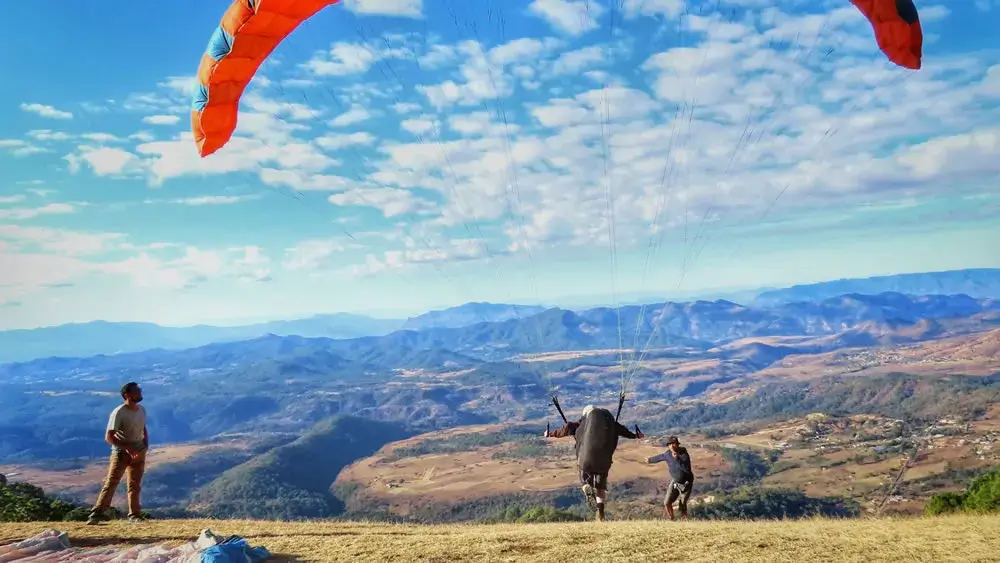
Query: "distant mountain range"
5 292 997 378
753 268 1000 305
1 268 997 364
0 303 550 364
1 290 998 462
400 302 548 331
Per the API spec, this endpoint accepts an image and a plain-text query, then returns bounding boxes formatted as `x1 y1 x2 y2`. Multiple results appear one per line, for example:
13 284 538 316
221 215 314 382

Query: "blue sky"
1 0 998 329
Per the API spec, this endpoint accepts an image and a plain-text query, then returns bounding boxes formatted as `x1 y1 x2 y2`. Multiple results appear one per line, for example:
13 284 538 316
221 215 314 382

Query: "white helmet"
582 404 595 418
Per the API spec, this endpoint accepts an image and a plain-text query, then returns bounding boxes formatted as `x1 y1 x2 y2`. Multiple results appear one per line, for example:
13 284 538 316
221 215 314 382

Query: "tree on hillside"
189 415 413 520
691 487 860 520
925 467 1000 516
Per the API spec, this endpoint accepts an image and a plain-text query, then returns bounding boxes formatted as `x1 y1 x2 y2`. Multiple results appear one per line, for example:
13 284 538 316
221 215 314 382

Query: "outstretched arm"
646 451 670 464
615 422 644 439
545 421 579 438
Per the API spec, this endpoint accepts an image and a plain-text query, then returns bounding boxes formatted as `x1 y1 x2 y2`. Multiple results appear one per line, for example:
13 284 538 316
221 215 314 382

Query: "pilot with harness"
544 401 644 521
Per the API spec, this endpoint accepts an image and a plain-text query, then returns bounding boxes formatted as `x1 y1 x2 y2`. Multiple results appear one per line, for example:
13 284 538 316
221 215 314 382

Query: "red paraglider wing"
850 0 922 70
191 0 341 158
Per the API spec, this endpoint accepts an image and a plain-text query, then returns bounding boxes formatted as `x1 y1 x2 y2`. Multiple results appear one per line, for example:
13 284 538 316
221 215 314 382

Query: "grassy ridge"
187 416 412 520
2 516 999 562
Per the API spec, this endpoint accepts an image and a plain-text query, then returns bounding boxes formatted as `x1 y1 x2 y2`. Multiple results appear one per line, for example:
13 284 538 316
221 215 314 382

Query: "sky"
0 0 998 330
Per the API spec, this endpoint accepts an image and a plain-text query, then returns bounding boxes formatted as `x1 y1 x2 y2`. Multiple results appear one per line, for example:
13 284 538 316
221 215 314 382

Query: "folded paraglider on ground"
0 528 271 562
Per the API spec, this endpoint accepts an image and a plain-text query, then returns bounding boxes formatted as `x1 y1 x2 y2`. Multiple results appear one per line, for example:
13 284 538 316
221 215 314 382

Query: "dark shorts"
666 479 693 508
580 470 608 491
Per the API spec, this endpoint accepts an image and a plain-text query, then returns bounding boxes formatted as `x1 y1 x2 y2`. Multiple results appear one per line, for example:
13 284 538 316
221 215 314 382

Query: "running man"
646 435 694 520
544 404 644 521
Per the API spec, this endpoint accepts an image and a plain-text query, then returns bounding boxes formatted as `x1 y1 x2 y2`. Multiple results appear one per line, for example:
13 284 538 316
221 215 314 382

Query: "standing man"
646 435 694 520
87 382 149 524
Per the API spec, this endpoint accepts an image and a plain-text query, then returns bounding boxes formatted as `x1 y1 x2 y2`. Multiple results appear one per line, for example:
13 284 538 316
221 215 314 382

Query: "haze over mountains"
753 268 1000 305
1 269 998 364
0 303 546 364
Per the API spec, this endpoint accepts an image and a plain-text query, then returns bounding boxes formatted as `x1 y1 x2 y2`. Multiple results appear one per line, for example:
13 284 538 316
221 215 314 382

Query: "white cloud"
33 1 999 289
166 195 262 206
401 117 439 136
528 0 603 36
342 0 423 18
448 112 503 137
393 102 422 114
283 238 348 271
104 244 272 290
348 2 1000 258
531 86 658 128
143 115 181 126
623 0 686 20
0 225 123 256
81 133 121 144
0 203 77 220
416 38 562 109
315 132 376 150
0 139 48 157
159 76 196 96
920 5 951 22
0 221 272 304
65 146 143 176
105 247 223 290
27 130 72 142
303 41 410 77
244 95 323 121
230 246 272 283
551 46 608 75
67 97 341 185
419 44 460 69
330 105 372 127
328 187 434 217
0 252 94 304
348 238 491 277
20 103 73 120
982 65 1000 96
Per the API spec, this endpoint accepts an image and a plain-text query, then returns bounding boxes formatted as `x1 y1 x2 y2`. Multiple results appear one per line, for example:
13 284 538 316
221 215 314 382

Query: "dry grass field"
753 329 1000 380
338 428 728 516
2 515 1000 562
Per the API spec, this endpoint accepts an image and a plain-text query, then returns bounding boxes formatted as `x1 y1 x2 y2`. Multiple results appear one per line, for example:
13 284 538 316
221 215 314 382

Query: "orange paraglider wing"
191 0 341 158
850 0 922 70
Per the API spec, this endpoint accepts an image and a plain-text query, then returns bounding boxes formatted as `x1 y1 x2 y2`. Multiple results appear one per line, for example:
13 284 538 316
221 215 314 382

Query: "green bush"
0 481 88 522
924 492 966 515
691 487 860 520
963 467 1000 513
924 467 1000 516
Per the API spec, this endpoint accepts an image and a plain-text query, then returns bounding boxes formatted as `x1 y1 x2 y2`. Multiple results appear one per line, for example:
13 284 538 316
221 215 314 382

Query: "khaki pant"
92 450 146 517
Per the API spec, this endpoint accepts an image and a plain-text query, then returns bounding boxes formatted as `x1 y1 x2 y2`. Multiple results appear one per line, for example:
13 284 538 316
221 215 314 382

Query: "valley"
333 405 1000 520
1 286 998 523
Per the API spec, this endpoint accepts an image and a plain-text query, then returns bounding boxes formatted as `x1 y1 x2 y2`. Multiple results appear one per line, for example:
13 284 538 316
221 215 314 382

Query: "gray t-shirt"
106 404 147 453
